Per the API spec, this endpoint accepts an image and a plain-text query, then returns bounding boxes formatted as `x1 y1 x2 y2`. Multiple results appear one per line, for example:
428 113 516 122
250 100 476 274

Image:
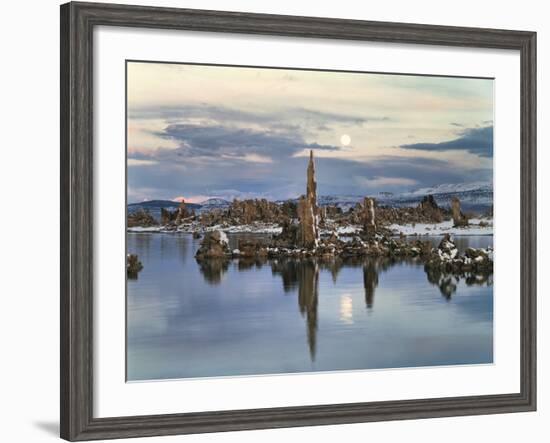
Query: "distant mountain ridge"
127 182 493 220
388 182 492 213
398 181 492 197
287 182 492 213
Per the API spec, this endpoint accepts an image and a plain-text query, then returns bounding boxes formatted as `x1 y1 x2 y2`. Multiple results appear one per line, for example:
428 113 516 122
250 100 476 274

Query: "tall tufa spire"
307 150 317 204
362 197 376 236
297 150 320 249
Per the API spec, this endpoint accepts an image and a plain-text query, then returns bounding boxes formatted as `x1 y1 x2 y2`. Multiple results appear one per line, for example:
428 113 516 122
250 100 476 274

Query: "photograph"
126 61 495 381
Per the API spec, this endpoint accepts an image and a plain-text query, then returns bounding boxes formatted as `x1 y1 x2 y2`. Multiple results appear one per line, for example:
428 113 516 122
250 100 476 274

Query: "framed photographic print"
60 2 536 441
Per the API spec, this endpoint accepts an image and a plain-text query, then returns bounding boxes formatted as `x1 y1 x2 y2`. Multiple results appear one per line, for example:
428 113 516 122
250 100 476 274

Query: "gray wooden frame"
60 1 537 441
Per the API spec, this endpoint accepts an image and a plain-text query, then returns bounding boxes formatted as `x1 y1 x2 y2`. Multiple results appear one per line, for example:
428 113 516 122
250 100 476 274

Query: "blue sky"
127 62 493 203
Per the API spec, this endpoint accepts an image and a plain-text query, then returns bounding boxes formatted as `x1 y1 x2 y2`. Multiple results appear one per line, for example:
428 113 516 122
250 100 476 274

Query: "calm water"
127 232 493 381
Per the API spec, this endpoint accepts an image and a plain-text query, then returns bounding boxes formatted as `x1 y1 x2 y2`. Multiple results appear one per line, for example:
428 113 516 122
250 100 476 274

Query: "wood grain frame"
60 2 536 440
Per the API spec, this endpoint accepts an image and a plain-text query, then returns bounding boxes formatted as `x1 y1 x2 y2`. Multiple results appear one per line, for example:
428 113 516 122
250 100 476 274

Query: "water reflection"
363 260 379 309
425 266 493 300
297 261 319 360
129 233 494 380
197 258 229 285
339 294 354 324
196 253 494 360
271 259 319 358
236 256 395 360
238 257 268 271
129 231 152 258
271 259 299 292
324 258 344 284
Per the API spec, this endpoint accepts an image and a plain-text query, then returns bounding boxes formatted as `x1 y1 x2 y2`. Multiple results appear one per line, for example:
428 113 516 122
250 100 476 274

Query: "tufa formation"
297 150 320 249
451 197 469 227
362 197 376 236
127 254 143 279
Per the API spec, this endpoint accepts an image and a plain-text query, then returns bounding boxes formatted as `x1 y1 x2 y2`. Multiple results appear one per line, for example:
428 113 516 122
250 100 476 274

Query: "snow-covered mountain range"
386 182 493 213
300 182 492 213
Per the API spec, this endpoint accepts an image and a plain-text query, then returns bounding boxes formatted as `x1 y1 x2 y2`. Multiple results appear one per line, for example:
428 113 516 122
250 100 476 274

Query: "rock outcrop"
195 230 231 259
196 198 296 227
297 150 320 249
160 200 194 225
175 199 192 224
419 195 439 211
234 239 268 259
126 254 143 279
226 230 492 282
274 219 300 247
226 198 294 224
451 197 469 227
127 209 157 227
417 195 444 222
362 197 376 236
425 234 492 274
361 195 448 226
160 207 174 225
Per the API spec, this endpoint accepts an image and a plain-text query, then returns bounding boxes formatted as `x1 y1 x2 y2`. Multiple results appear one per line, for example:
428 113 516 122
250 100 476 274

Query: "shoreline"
127 218 494 237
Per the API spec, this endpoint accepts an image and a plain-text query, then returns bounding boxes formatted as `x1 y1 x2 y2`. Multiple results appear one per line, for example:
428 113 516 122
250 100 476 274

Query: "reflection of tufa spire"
363 260 379 309
297 150 320 249
297 260 319 361
271 258 319 361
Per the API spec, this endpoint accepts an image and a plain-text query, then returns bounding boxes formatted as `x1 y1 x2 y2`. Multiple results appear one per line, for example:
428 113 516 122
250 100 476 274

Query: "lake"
127 232 493 381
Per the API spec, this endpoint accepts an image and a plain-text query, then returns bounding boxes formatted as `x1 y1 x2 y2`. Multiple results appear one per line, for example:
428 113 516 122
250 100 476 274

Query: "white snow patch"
390 219 493 236
177 222 282 235
217 230 229 245
334 225 362 235
222 223 282 234
127 226 161 233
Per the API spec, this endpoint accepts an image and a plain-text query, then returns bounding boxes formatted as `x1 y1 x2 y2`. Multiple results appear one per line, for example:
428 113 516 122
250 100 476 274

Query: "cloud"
129 104 388 128
220 153 274 164
128 103 393 169
288 108 387 126
127 158 158 166
127 153 492 203
133 123 341 161
400 125 493 158
314 156 490 195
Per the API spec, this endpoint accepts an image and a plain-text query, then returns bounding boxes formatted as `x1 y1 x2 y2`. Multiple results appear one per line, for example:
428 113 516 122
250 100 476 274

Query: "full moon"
340 134 351 146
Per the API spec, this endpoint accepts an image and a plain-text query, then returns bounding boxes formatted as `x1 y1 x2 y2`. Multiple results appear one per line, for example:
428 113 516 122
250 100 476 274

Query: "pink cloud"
172 195 213 204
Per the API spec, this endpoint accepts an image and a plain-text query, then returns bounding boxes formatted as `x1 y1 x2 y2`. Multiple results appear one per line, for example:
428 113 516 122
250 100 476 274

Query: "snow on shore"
389 219 493 237
127 226 162 233
201 223 282 234
127 223 283 235
128 219 493 237
127 224 361 236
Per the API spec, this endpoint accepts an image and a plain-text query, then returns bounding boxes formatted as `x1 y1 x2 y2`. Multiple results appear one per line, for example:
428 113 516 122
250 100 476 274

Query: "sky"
127 61 493 204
